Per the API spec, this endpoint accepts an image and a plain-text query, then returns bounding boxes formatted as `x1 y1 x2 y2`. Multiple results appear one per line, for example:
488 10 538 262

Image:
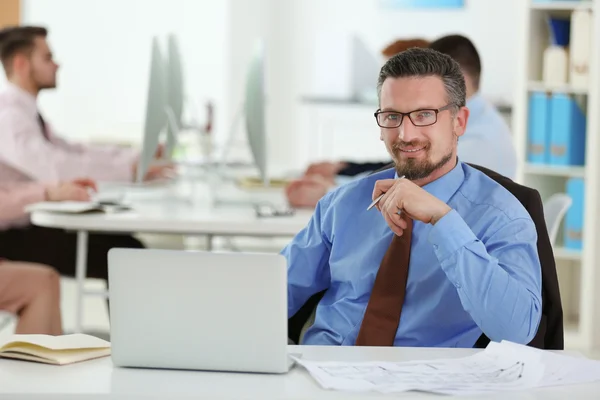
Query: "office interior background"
1 0 599 352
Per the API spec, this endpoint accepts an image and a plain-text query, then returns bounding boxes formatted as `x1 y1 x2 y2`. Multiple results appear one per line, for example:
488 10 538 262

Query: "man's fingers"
383 212 404 236
73 178 97 191
74 188 91 201
382 206 406 236
372 179 397 202
391 212 408 230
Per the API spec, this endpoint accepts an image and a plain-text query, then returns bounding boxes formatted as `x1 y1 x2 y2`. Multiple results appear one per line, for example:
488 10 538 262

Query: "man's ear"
454 106 470 138
11 53 29 73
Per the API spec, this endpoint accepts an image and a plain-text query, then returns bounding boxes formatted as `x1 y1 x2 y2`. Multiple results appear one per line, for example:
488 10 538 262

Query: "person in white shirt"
287 34 517 208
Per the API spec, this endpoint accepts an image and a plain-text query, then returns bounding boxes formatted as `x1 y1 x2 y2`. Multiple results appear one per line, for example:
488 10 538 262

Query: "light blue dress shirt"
459 93 517 179
282 162 542 347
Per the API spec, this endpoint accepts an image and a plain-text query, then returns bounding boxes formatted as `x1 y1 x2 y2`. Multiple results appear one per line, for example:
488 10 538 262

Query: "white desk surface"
30 182 313 237
0 345 598 399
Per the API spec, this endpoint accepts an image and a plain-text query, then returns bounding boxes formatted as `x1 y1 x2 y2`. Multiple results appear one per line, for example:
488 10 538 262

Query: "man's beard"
392 141 453 181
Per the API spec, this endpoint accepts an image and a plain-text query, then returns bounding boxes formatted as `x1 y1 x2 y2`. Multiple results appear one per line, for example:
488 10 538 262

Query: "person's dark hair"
0 26 48 73
428 34 481 90
377 47 466 109
381 38 430 59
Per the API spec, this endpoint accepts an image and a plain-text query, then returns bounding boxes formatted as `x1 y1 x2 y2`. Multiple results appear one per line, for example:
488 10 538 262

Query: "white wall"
268 0 521 169
292 0 519 105
20 0 230 146
9 1 520 171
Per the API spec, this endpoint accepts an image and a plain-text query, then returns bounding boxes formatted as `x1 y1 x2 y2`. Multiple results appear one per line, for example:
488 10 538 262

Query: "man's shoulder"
0 88 26 114
458 164 531 222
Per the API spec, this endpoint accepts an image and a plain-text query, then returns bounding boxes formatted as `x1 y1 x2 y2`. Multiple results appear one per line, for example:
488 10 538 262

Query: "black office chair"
288 163 564 349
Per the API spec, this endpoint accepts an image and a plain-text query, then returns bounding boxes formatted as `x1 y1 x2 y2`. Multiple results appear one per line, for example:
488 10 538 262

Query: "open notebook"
0 334 111 365
25 201 130 214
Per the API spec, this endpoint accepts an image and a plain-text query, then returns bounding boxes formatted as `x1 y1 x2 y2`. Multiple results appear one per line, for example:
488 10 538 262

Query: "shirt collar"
394 160 465 204
5 82 38 115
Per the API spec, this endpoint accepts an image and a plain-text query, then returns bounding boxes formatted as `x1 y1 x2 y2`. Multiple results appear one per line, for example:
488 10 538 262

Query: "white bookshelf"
523 163 586 177
528 80 588 94
514 0 600 351
530 1 594 10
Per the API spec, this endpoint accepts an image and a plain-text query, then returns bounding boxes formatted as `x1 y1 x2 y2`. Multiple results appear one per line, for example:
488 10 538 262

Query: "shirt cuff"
428 209 478 262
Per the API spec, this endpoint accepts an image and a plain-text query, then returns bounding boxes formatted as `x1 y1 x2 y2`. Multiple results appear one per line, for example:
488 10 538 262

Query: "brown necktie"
355 214 413 346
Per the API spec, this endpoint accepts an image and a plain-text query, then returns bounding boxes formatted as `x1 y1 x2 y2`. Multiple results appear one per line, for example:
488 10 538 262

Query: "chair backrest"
543 193 573 247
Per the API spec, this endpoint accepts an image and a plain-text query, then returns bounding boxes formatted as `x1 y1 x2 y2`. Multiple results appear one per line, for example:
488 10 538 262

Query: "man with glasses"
287 34 516 208
282 48 541 347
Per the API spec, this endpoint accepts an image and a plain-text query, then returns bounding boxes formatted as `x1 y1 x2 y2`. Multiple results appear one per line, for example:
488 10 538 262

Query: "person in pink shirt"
0 261 62 335
0 26 147 284
0 26 170 183
0 178 98 336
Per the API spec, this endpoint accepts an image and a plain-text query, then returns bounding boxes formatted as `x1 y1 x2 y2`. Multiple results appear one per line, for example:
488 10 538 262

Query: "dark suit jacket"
288 163 564 349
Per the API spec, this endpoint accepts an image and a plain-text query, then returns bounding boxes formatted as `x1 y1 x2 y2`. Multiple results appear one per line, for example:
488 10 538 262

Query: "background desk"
1 345 597 399
30 180 313 333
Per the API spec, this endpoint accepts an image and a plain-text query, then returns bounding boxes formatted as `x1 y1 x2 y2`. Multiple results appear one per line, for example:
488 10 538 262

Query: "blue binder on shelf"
548 94 587 166
527 92 550 164
565 178 585 250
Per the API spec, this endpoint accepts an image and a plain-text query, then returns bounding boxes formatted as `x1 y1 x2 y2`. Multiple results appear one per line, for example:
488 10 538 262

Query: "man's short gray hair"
377 47 466 109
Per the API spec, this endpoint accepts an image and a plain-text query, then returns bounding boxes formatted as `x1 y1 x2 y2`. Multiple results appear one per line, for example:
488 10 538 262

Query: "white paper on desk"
497 340 600 387
293 342 545 395
294 340 600 395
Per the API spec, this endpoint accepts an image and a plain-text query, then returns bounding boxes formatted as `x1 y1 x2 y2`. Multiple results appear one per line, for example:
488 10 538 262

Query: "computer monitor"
165 33 184 160
244 40 268 186
137 36 168 183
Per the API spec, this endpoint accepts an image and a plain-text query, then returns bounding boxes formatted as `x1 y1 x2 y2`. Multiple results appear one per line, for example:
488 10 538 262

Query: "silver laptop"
108 248 294 374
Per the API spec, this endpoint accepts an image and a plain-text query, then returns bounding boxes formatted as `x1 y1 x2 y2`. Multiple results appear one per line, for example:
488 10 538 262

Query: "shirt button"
455 282 461 289
433 244 439 250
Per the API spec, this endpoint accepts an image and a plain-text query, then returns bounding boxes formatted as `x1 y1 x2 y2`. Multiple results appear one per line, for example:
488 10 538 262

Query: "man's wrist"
430 205 452 225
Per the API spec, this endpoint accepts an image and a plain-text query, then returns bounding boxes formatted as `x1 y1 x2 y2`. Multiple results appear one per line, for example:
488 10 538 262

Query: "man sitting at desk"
0 26 149 285
282 48 542 347
0 25 171 183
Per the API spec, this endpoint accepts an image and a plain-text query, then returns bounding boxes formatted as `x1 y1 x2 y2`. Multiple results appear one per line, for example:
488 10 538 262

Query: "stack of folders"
527 92 586 166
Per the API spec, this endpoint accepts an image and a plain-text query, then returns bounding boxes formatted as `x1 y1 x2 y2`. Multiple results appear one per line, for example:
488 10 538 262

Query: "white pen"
367 175 406 211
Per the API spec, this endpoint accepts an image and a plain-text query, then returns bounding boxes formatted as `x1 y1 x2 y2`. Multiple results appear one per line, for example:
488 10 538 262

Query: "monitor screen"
244 40 267 185
137 36 168 183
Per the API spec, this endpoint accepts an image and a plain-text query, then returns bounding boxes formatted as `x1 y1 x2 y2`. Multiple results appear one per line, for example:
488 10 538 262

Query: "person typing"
282 48 541 347
0 26 170 183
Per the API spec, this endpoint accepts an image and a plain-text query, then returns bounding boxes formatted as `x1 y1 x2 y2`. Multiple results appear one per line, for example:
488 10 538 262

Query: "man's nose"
398 117 421 142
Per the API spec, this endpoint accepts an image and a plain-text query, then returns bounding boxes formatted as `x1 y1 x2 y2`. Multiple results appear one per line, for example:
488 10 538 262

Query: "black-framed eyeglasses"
374 104 456 128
